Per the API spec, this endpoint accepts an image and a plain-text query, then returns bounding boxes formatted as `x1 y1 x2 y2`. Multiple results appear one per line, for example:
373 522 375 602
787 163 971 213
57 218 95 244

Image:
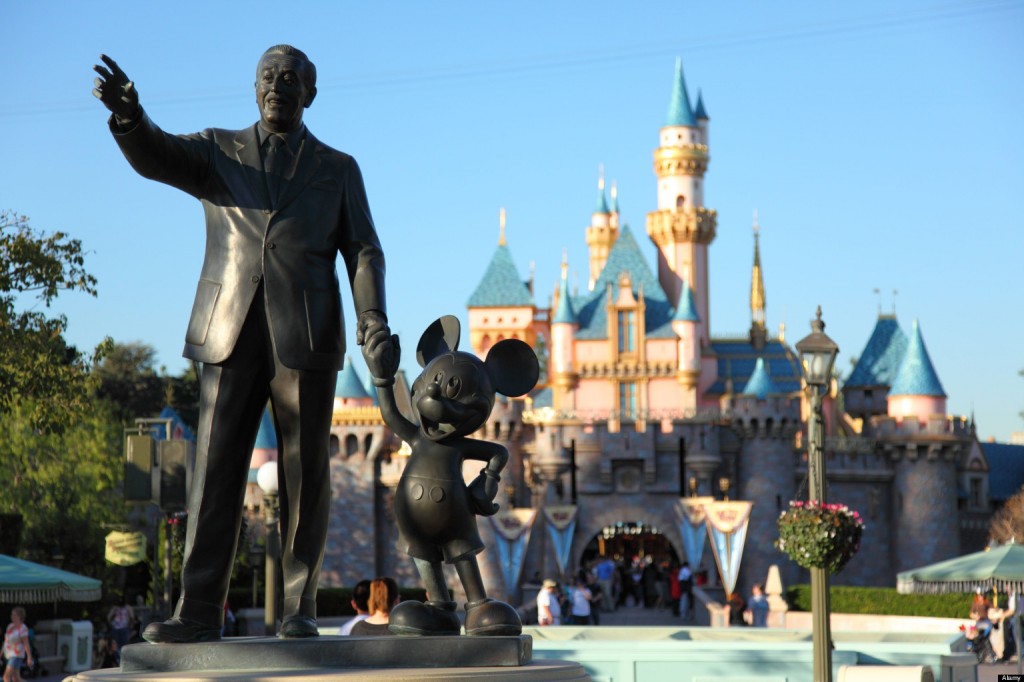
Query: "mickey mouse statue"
362 315 538 636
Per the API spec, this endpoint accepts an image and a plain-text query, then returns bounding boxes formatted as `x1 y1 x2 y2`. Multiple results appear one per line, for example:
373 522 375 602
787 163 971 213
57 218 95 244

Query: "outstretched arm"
93 54 211 197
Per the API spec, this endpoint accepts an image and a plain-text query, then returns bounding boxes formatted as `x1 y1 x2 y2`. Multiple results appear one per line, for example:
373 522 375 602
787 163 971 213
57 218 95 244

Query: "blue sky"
4 0 1022 440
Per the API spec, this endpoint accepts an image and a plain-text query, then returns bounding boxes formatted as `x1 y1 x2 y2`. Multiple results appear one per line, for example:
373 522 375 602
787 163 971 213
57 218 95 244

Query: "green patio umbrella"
0 554 102 603
897 542 1024 595
898 542 1024 671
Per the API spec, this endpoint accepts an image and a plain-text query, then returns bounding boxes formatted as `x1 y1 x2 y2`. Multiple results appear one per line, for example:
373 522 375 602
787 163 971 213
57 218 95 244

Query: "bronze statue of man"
93 46 391 642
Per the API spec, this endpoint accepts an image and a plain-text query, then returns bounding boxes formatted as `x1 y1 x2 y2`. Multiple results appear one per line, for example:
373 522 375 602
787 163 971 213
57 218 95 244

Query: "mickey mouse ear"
416 315 461 367
484 338 540 397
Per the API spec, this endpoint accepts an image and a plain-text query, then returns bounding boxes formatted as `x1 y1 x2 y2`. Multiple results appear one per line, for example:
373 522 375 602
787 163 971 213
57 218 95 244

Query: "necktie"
264 135 288 207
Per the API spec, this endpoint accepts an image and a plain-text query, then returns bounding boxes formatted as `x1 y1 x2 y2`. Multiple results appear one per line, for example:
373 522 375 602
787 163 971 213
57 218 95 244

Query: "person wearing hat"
537 579 562 626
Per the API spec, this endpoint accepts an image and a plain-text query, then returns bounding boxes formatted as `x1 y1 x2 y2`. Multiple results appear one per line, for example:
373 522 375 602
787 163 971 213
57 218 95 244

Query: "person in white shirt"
570 577 593 625
537 579 561 626
337 580 371 636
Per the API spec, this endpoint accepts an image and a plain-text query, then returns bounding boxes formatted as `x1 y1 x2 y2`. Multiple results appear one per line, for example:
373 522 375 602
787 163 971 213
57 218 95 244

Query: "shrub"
786 584 973 618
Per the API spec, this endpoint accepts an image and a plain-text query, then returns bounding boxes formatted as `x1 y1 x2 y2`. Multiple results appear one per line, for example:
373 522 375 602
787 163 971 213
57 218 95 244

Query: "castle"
248 60 1001 601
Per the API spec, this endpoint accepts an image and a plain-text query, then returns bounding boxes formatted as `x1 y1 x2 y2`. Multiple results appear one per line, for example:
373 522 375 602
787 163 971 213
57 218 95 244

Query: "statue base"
67 635 591 681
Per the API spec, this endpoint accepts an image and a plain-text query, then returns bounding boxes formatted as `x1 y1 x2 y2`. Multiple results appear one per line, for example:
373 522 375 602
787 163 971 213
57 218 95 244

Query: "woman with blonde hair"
350 578 400 636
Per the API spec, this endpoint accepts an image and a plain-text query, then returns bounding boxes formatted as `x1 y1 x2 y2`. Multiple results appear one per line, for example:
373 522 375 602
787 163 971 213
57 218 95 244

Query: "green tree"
0 400 126 577
0 210 108 432
94 341 200 429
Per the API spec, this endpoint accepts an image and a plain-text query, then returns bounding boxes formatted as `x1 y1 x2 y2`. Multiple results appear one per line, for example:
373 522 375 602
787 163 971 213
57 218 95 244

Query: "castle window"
676 195 686 209
619 382 637 418
969 477 983 508
618 310 635 353
345 434 359 458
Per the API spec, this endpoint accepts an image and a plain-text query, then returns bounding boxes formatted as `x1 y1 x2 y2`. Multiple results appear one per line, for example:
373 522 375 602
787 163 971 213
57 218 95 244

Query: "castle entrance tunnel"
579 521 680 608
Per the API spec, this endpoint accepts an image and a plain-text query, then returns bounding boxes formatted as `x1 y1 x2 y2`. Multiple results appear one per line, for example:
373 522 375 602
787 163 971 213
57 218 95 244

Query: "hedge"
786 584 974 618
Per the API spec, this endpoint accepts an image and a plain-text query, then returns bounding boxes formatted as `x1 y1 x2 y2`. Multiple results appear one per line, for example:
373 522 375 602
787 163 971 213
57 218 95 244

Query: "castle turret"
467 209 537 357
887 320 947 423
672 279 701 410
843 313 907 420
551 254 579 411
646 59 717 347
749 212 767 350
586 169 618 290
741 357 777 399
694 89 709 146
334 355 374 410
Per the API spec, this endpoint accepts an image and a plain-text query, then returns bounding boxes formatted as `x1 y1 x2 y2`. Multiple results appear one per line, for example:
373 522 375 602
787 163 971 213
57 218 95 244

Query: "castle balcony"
868 414 971 439
522 406 726 433
330 405 385 427
646 207 718 247
653 144 709 177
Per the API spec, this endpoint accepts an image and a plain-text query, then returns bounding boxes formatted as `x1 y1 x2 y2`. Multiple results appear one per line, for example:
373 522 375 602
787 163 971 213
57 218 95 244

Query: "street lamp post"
795 306 839 682
257 461 280 637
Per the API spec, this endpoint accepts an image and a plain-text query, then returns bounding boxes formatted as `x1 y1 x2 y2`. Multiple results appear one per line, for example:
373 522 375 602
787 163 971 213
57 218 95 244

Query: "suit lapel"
274 130 323 213
234 125 273 209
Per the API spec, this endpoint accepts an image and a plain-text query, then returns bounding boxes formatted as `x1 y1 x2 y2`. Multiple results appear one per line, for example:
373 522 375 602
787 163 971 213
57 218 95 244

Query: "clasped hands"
359 311 399 386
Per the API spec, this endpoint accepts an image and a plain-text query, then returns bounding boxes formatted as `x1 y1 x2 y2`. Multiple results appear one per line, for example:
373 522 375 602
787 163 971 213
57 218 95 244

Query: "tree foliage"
0 210 108 432
989 486 1024 545
0 400 126 577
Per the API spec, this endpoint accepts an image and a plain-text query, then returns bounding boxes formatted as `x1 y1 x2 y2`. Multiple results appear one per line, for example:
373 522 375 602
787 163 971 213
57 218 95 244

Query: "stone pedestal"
66 635 590 682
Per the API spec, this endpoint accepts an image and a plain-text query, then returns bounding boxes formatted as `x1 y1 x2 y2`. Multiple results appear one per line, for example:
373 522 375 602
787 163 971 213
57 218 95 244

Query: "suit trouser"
174 291 337 626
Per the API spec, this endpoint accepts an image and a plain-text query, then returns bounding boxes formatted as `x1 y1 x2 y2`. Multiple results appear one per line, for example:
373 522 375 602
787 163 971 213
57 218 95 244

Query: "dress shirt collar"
257 123 306 155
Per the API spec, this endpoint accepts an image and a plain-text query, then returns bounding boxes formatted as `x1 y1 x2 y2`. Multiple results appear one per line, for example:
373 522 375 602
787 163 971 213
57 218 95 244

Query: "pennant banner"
489 509 538 594
543 506 578 577
675 497 714 569
704 501 753 598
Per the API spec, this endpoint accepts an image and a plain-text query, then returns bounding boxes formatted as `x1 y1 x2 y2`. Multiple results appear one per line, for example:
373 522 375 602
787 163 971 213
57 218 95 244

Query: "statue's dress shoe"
279 615 319 638
142 617 221 643
464 598 522 636
388 600 461 636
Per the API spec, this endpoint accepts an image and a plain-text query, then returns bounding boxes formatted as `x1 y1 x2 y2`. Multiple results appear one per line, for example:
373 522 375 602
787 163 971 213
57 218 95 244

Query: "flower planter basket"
775 500 864 574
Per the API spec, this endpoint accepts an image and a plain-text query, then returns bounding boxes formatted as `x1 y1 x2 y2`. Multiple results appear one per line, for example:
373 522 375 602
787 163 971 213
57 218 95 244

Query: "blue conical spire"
254 405 277 450
694 89 709 121
743 358 778 399
889 320 947 397
336 355 371 400
552 256 577 325
673 280 701 322
666 58 697 127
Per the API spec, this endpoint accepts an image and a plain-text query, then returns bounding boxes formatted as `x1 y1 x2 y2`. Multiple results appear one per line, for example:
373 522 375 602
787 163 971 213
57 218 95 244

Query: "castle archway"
569 503 683 573
579 521 680 567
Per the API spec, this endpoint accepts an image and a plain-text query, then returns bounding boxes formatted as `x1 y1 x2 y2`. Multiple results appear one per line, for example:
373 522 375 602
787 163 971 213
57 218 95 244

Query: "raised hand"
92 54 140 122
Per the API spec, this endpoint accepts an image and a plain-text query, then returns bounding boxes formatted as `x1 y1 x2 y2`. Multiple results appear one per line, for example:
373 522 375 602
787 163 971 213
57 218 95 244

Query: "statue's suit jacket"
110 111 386 370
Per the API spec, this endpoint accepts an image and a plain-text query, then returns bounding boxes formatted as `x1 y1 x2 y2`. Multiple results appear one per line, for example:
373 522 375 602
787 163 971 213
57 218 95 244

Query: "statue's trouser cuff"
174 597 225 627
282 596 317 619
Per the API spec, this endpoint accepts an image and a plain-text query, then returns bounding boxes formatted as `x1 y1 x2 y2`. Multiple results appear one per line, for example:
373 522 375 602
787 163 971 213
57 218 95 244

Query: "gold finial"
598 164 605 191
561 249 568 279
611 180 618 201
498 207 506 246
751 218 766 327
779 321 786 342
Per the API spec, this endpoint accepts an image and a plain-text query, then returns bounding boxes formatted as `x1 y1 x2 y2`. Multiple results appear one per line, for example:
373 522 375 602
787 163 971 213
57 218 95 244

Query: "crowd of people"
533 556 774 628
